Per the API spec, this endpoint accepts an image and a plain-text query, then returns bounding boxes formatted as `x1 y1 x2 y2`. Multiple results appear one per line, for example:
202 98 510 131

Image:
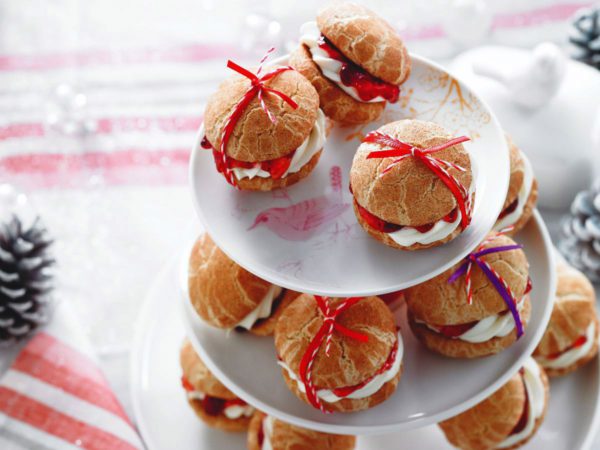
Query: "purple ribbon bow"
448 244 525 338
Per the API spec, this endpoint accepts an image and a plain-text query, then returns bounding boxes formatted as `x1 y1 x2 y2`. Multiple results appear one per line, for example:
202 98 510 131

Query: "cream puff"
405 233 531 358
247 411 356 450
274 294 402 413
290 3 411 125
534 259 599 376
494 135 538 234
180 339 254 431
439 357 549 450
188 234 299 336
200 59 325 190
349 120 474 250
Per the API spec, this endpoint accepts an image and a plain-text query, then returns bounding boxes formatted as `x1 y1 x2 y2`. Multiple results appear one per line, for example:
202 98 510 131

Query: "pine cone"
559 178 600 282
569 6 600 69
0 216 54 346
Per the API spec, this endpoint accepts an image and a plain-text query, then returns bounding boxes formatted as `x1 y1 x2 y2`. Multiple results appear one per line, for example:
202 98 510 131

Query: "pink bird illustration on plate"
248 166 350 241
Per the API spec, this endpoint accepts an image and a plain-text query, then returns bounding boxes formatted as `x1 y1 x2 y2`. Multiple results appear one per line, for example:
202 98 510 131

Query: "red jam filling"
498 197 519 220
524 278 533 295
201 136 295 180
510 372 530 436
330 340 399 398
276 340 399 400
257 418 265 446
546 335 588 360
317 35 400 103
435 321 479 338
426 280 531 340
354 198 459 235
181 376 248 416
379 290 403 305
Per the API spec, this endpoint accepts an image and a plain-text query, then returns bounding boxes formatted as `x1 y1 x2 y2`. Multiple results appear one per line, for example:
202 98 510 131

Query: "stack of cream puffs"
200 63 326 190
439 357 549 450
248 411 356 450
291 3 411 125
350 120 474 251
274 294 402 412
189 234 299 335
534 258 599 376
494 135 538 234
405 232 531 358
180 339 254 431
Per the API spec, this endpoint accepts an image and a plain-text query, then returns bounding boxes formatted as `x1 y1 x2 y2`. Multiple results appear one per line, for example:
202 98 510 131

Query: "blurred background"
0 0 599 417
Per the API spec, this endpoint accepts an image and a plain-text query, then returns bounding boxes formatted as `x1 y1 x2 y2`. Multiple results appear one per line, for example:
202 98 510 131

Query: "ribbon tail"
367 149 411 159
448 262 469 284
262 87 299 109
422 135 471 153
333 323 369 343
422 156 470 229
477 261 524 338
363 133 414 153
226 60 259 81
474 244 523 259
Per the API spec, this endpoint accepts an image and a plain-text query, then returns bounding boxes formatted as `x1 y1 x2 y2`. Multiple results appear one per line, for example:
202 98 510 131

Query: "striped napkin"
0 303 143 450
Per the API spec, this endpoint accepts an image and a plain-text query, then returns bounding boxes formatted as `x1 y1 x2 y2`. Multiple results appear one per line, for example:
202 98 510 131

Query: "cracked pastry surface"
534 260 599 376
188 234 298 335
274 294 401 412
180 339 254 432
203 68 319 162
439 358 549 450
247 411 356 450
405 233 531 358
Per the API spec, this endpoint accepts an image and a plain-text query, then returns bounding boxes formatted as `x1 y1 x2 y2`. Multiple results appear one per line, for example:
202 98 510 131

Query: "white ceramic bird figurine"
473 42 567 109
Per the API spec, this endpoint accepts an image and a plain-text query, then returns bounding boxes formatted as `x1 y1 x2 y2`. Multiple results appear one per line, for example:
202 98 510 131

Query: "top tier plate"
189 54 509 296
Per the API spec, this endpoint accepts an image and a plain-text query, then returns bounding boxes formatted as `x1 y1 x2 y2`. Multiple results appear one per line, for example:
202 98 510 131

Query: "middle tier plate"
182 211 555 435
189 54 509 297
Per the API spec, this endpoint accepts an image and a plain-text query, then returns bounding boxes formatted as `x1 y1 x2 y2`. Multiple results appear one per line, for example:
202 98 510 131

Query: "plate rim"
130 258 178 450
582 355 600 450
130 234 600 449
180 210 557 435
188 52 510 297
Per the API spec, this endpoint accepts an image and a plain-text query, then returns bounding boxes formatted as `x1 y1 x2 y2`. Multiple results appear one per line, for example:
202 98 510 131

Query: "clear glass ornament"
0 183 36 230
45 83 97 137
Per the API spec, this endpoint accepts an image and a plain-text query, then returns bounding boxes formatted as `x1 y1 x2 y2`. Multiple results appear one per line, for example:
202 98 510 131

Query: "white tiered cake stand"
130 236 600 449
130 52 600 449
189 54 510 297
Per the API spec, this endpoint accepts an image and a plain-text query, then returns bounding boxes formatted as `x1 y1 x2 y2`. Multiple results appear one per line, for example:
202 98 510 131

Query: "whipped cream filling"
235 285 282 330
197 108 326 181
388 172 476 247
537 321 596 369
223 403 255 420
300 21 387 103
498 357 546 449
260 415 275 450
186 390 254 419
278 334 403 403
418 296 526 344
232 108 326 180
186 390 205 401
494 152 534 231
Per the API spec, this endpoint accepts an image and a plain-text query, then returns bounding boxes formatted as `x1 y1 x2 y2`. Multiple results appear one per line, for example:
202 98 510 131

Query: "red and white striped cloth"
0 303 143 450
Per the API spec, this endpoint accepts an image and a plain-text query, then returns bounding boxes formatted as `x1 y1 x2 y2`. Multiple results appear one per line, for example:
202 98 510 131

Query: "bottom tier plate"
179 212 555 434
130 260 600 449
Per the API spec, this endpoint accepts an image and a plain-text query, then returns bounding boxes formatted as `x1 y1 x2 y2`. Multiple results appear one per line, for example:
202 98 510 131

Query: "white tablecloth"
1 0 598 446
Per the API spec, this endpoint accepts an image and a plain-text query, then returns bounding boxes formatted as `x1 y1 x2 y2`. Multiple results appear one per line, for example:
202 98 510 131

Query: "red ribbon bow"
298 296 369 413
364 131 472 229
217 48 298 187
